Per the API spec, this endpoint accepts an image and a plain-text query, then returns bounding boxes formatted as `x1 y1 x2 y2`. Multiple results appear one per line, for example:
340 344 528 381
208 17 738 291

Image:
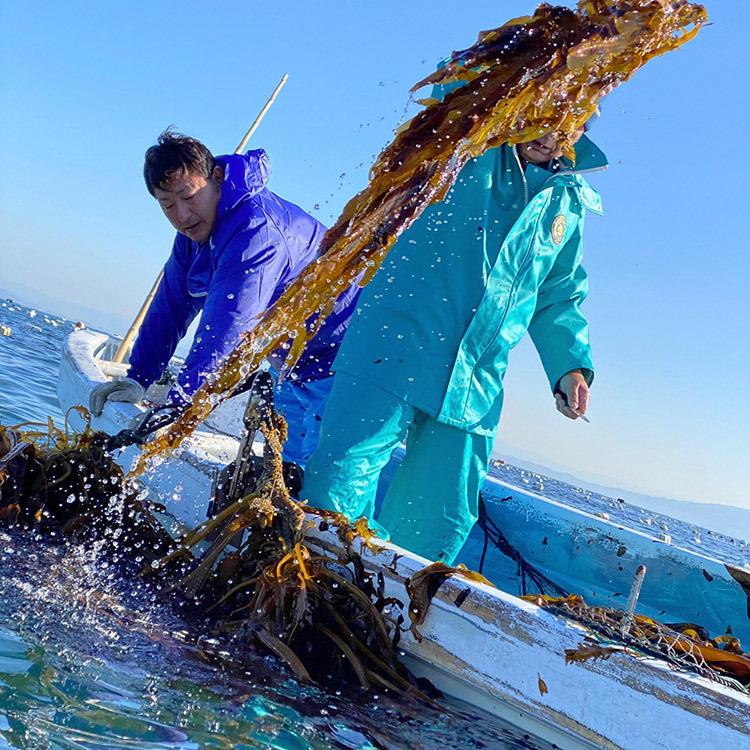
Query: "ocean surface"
0 299 552 750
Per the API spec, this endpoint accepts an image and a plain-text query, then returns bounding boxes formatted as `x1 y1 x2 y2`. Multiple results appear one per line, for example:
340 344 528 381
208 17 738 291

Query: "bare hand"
554 370 590 420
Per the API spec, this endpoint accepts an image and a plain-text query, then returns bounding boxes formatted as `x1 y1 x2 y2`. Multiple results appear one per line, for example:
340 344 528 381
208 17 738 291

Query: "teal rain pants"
301 373 493 564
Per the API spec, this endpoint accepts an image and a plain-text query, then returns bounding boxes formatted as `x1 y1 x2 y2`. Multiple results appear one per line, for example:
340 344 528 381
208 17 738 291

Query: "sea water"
0 299 552 749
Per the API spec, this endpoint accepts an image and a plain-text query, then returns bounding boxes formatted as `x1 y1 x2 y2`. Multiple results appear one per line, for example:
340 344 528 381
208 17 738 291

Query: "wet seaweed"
134 0 707 471
525 594 750 690
405 561 493 641
0 413 429 700
159 408 427 697
0 413 177 566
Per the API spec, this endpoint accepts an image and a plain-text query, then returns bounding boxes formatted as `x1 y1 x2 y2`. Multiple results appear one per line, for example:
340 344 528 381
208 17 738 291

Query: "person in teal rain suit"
302 89 608 563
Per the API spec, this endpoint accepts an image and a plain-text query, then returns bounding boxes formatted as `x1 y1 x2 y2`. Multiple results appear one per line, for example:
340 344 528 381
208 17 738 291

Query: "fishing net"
525 594 750 693
134 0 707 471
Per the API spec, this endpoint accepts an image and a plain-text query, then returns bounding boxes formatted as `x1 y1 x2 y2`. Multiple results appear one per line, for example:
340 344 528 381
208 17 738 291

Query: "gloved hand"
89 377 146 416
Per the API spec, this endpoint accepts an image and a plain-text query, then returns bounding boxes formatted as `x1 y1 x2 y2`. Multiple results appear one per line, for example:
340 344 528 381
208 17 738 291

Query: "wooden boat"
57 328 750 749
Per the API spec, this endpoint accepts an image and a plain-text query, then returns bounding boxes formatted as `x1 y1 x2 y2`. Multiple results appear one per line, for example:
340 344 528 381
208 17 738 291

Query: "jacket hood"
214 150 271 219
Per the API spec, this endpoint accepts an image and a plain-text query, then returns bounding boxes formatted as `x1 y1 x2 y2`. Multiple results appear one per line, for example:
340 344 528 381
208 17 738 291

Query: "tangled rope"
526 594 750 693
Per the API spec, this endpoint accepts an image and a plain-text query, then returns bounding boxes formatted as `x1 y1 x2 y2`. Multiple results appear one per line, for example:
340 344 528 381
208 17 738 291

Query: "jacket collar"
560 134 608 174
507 136 606 216
544 136 607 215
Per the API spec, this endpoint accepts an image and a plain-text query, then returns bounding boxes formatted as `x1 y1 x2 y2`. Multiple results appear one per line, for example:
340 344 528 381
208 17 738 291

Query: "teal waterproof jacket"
334 135 607 437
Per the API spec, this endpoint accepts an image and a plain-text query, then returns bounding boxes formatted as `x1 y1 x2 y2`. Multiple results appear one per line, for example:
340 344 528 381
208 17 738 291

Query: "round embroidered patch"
551 214 567 245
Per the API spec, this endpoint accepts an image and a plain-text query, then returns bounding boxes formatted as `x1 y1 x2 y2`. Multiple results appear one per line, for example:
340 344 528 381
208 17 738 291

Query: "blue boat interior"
375 451 750 646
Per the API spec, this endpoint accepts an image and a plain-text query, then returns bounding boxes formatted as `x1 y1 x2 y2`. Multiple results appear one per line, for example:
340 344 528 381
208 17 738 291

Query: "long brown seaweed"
0 414 426 697
135 0 706 471
0 0 714 702
0 415 176 562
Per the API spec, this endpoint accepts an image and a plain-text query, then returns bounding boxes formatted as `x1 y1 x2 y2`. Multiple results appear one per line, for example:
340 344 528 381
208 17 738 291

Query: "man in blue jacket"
90 130 359 467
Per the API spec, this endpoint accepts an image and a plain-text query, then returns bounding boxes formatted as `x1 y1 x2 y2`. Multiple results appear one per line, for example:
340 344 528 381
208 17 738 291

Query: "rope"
476 492 568 598
105 404 185 451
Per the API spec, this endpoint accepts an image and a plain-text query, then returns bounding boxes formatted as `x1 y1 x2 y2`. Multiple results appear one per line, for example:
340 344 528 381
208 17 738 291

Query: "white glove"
89 377 146 416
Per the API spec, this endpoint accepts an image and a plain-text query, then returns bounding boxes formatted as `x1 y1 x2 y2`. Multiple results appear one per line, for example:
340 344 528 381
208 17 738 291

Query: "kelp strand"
134 0 706 473
0 416 432 698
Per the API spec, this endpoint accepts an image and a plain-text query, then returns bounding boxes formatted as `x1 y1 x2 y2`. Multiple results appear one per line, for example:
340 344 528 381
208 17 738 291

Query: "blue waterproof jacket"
128 150 360 402
334 136 606 436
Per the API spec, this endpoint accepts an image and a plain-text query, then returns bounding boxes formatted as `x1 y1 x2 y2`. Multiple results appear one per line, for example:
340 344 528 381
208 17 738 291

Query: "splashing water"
0 531 546 749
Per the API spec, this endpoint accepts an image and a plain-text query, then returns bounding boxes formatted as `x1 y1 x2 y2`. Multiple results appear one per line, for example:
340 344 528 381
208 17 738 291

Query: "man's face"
518 126 586 164
154 166 223 244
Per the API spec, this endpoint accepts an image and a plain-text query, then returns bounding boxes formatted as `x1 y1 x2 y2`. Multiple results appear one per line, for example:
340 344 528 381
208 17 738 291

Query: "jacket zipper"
485 145 533 345
479 242 534 357
513 145 529 206
456 242 534 421
452 152 540 420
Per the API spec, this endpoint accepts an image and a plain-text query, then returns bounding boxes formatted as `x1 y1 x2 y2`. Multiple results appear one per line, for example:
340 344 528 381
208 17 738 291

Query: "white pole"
620 565 647 638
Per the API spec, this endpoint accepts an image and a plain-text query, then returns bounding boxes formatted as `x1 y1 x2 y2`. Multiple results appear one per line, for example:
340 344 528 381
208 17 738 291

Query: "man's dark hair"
143 129 216 196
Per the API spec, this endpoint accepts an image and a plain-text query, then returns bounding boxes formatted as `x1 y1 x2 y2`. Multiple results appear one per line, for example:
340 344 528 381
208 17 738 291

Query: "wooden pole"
111 73 289 365
112 270 164 364
234 74 288 155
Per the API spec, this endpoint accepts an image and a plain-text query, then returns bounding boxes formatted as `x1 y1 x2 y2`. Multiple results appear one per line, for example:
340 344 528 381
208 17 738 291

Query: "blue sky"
1 1 747 507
